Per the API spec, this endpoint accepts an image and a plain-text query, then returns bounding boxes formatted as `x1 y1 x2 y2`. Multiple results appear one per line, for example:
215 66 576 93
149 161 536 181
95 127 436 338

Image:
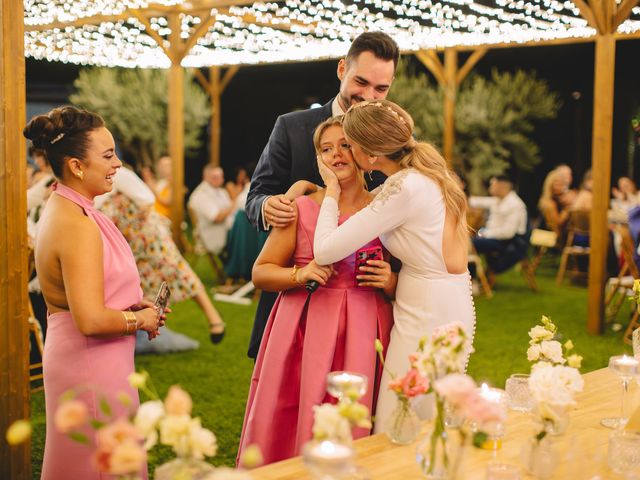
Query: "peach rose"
54 399 89 434
389 368 429 398
109 438 147 475
164 385 193 416
96 417 140 450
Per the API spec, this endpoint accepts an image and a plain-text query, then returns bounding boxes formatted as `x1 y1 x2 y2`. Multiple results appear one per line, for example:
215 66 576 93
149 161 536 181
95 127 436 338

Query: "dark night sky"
25 39 640 209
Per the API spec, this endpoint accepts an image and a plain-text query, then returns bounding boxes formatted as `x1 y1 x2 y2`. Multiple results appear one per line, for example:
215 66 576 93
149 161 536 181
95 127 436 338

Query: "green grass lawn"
29 255 634 478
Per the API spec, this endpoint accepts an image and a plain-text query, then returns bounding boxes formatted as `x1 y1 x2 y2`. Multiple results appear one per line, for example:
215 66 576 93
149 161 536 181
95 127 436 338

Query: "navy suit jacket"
245 100 333 231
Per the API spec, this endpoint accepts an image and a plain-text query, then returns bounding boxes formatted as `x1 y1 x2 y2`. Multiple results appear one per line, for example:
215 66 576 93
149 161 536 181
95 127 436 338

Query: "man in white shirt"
188 165 234 255
469 175 529 273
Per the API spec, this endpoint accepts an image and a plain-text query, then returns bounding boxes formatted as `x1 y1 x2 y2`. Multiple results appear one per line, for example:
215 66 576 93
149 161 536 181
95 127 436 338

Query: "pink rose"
459 392 506 425
389 369 430 398
164 385 193 416
92 447 112 473
433 374 476 407
54 399 89 433
96 418 140 451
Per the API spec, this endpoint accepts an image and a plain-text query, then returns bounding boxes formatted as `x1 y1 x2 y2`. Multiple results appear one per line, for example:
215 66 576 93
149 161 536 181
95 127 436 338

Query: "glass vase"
416 396 462 480
520 436 558 479
534 402 570 436
154 457 215 480
384 397 421 445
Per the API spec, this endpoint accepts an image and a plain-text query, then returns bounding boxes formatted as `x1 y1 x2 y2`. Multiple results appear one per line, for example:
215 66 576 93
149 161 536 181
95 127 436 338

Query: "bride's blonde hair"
342 100 468 239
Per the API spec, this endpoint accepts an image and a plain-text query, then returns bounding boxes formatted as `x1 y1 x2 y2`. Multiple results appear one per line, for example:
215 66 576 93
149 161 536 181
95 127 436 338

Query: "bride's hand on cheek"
316 156 340 198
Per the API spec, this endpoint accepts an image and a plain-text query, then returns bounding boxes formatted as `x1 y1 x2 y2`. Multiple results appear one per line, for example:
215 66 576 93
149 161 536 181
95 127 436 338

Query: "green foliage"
389 62 561 194
70 68 210 166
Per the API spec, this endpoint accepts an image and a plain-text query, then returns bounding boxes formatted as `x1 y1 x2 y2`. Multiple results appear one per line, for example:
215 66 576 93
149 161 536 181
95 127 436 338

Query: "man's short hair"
346 32 400 71
28 142 46 159
492 174 513 185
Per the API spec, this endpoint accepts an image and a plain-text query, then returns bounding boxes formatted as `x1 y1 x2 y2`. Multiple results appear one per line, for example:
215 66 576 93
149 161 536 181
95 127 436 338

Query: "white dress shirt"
188 181 232 254
469 191 527 240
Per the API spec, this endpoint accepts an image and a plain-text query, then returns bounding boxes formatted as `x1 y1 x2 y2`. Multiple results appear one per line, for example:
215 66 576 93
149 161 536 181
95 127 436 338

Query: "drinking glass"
505 374 532 412
633 327 640 359
601 355 640 429
486 462 522 480
608 430 640 474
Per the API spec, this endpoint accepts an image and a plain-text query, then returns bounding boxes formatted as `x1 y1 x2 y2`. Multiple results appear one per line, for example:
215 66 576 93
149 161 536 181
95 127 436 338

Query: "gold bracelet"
122 311 137 335
291 265 302 285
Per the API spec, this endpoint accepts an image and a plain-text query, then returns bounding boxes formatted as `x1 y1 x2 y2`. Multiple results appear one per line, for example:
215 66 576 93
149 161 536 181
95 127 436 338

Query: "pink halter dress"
237 195 394 466
41 183 146 480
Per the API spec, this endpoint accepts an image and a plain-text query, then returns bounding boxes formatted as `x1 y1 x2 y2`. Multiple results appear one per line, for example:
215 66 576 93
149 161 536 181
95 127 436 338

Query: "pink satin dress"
237 196 394 466
41 183 146 480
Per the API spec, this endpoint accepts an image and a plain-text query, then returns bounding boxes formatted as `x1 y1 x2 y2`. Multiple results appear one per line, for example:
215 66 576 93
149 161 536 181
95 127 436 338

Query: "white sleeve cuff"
261 196 272 231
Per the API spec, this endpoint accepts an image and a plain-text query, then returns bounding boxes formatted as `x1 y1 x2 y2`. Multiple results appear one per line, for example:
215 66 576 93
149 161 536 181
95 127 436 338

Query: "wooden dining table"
250 367 640 479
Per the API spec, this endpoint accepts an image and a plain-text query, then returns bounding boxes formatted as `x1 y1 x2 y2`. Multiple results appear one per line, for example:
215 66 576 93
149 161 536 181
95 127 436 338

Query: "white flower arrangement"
526 316 582 368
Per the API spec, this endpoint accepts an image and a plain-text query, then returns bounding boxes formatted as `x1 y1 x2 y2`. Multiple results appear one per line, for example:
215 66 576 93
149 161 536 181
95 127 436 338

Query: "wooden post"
443 49 458 164
168 12 185 242
587 33 616 335
0 0 30 477
209 66 221 166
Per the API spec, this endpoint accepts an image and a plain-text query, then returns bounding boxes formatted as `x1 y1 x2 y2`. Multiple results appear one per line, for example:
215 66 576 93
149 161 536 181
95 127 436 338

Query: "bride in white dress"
313 100 475 432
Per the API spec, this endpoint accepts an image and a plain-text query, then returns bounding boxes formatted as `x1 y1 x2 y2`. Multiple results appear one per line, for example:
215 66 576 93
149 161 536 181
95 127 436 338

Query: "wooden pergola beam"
614 0 640 30
443 49 458 164
1 0 30 477
415 50 445 86
456 48 487 86
179 12 216 60
129 9 173 62
570 0 601 30
220 65 239 93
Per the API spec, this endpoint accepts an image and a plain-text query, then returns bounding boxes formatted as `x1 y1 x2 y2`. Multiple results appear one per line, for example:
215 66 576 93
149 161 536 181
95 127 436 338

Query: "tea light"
477 384 508 450
326 371 367 401
302 440 355 478
480 384 507 404
611 355 640 377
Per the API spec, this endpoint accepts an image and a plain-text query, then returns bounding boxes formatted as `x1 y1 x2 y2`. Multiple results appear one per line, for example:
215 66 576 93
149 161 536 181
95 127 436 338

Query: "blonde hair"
342 100 468 239
313 115 366 189
538 169 561 212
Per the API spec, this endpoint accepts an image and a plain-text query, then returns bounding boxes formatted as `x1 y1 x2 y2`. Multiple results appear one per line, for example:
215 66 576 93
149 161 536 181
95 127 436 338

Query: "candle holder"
475 385 508 450
302 440 355 480
326 371 367 404
601 355 640 429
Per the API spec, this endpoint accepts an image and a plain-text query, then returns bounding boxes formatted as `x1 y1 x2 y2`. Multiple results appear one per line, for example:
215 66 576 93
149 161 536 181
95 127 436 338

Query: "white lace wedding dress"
314 168 476 432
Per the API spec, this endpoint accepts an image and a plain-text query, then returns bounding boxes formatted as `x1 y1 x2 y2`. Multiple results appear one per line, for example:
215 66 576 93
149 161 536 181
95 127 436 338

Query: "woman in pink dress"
237 117 395 465
24 106 161 479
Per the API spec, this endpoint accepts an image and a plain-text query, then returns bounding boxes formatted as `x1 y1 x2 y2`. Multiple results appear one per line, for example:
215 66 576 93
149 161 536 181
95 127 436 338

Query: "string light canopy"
24 0 640 67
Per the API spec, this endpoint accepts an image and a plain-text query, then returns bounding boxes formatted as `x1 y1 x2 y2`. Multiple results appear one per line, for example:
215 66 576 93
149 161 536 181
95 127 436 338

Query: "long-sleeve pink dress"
237 195 394 466
41 182 146 480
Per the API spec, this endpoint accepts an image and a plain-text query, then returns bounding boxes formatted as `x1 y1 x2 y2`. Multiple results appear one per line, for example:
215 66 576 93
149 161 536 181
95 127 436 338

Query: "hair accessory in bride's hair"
50 133 65 144
348 101 406 125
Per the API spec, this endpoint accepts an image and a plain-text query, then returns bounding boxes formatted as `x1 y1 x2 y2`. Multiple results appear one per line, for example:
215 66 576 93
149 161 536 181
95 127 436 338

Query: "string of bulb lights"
23 0 640 67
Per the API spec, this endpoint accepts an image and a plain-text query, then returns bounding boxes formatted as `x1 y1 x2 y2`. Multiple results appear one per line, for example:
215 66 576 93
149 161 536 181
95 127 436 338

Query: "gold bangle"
291 265 302 285
122 311 137 335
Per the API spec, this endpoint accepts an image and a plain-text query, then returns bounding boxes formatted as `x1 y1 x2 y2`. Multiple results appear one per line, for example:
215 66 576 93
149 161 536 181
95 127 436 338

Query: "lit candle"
326 371 367 400
612 355 640 376
479 383 505 404
308 440 353 460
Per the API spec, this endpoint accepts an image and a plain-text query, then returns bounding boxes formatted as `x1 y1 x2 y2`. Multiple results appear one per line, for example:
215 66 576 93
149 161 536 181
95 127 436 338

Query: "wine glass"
326 372 367 403
601 355 639 429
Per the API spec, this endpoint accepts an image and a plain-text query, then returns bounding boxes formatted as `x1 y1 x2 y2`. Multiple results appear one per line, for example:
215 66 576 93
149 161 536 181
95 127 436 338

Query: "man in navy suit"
245 32 400 359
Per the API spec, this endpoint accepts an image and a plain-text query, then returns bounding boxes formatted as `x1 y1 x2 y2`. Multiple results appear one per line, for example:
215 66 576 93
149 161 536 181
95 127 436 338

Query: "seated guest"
188 165 235 255
96 166 226 344
237 117 395 465
571 169 593 212
470 175 528 273
537 169 571 238
612 176 640 210
24 106 161 479
141 155 173 219
27 144 54 213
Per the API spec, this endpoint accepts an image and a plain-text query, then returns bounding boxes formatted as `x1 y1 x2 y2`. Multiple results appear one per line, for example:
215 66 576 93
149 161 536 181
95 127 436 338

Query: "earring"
77 171 84 180
368 157 377 165
368 171 373 182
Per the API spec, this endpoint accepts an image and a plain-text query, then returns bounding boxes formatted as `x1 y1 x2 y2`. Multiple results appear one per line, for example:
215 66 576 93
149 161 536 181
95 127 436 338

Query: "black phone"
154 281 171 316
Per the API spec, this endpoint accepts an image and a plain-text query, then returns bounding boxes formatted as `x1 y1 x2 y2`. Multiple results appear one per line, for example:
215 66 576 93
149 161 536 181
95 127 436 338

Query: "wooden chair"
520 228 558 292
556 210 591 285
27 242 44 393
605 224 639 322
468 241 493 298
187 206 227 283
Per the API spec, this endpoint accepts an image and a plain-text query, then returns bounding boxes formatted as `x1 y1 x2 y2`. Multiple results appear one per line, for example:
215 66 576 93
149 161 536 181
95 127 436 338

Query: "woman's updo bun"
23 106 105 178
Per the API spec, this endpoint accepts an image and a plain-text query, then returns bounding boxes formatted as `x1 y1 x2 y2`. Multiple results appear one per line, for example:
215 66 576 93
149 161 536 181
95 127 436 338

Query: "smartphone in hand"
355 246 383 286
154 281 171 316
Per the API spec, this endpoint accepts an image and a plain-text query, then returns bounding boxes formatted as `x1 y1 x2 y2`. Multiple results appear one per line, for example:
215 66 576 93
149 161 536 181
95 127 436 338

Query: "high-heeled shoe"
209 321 226 344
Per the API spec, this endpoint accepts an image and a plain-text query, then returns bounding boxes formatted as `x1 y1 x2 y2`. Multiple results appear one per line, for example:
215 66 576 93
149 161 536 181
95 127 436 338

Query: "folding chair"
187 206 227 283
556 210 591 285
27 242 44 393
468 241 493 298
605 224 639 322
520 228 558 292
